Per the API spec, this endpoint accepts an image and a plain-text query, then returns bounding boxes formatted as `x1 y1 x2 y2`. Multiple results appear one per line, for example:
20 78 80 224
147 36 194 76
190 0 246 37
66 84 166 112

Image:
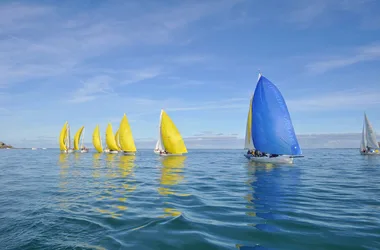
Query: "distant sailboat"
154 109 187 156
119 113 137 155
360 113 380 155
105 123 120 154
59 121 73 154
92 125 104 153
245 73 303 164
73 126 89 153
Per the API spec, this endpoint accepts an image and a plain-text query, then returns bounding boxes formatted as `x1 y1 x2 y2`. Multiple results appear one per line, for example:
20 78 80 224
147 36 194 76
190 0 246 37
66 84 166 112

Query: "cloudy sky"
1 0 380 149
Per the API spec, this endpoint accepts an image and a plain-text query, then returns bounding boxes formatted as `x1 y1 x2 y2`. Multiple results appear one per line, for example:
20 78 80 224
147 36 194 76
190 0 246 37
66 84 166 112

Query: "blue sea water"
0 148 379 250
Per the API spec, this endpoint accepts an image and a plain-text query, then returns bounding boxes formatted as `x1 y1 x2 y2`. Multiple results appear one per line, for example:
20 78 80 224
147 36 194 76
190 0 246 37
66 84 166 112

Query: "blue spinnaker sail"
251 75 301 155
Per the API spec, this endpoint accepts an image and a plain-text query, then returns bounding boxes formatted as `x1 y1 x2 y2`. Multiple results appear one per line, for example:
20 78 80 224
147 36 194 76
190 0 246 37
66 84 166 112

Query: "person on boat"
269 154 279 158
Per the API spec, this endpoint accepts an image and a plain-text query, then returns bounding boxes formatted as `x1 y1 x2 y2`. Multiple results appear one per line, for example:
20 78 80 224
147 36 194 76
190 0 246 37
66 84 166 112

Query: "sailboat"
154 109 188 156
243 94 255 155
245 73 303 164
119 113 137 155
73 126 89 153
105 123 120 154
92 125 104 153
59 121 73 154
360 113 380 155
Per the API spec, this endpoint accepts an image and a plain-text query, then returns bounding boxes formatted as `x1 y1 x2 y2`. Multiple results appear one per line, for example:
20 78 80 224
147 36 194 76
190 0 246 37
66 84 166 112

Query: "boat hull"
108 150 119 154
123 151 136 156
62 149 73 154
244 154 294 164
81 149 89 153
154 150 184 156
360 151 380 155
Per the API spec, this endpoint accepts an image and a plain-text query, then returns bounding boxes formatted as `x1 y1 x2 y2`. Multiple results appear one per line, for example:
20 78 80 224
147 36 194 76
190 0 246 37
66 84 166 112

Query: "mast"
68 125 71 149
81 128 85 148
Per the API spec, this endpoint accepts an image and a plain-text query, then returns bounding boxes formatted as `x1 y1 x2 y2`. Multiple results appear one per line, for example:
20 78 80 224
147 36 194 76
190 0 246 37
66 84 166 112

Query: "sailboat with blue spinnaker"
244 73 303 164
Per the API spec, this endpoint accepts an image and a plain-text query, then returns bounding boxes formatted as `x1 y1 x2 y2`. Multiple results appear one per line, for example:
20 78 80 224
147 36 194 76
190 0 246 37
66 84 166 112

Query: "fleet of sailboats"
56 74 378 162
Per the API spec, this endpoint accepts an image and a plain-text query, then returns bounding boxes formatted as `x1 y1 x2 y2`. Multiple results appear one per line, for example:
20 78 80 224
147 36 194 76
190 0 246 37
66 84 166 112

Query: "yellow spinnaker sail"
106 123 119 151
59 121 68 151
92 125 103 153
115 129 121 150
119 113 137 152
160 110 187 154
73 126 84 150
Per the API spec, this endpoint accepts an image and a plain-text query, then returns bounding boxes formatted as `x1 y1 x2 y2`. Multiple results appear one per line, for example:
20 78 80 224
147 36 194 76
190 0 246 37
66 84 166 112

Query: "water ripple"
0 149 380 249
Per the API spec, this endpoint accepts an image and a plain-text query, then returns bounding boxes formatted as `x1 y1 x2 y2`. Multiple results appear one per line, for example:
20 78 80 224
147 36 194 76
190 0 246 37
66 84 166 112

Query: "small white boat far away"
360 113 380 155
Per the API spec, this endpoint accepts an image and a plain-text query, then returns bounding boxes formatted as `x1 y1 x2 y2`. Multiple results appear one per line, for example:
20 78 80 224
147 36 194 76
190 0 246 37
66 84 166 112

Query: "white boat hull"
62 149 73 154
244 154 294 164
104 149 110 153
154 150 184 156
108 150 119 154
81 149 89 153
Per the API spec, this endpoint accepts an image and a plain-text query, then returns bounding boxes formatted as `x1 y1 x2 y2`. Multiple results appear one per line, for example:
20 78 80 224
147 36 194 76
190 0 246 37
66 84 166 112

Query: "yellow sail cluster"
59 110 187 156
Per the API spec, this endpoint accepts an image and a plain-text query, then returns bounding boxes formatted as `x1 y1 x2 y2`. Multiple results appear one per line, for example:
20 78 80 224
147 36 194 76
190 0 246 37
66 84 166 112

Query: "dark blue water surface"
0 149 379 250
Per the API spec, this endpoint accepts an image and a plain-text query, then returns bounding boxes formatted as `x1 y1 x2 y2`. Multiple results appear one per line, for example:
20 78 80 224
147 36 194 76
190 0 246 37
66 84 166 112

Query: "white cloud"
287 0 378 28
0 1 242 88
68 75 114 103
287 89 380 111
306 43 380 73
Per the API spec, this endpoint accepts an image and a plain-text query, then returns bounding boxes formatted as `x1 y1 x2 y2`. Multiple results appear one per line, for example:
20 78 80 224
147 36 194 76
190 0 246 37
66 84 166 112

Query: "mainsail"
155 109 187 154
244 95 255 150
59 121 68 151
106 123 120 151
155 111 165 152
115 129 121 150
251 74 301 155
73 126 84 150
119 113 137 152
361 113 379 149
92 125 103 153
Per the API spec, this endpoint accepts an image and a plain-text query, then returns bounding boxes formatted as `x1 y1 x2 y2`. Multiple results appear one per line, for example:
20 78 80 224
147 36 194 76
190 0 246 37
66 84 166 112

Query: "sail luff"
360 118 366 151
59 122 68 151
244 95 255 150
155 110 165 151
81 128 85 148
67 124 71 149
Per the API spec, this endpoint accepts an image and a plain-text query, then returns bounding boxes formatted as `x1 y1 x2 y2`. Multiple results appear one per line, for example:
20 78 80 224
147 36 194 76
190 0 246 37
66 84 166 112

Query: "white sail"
360 122 366 151
364 113 379 149
81 128 85 148
155 110 165 151
244 95 255 150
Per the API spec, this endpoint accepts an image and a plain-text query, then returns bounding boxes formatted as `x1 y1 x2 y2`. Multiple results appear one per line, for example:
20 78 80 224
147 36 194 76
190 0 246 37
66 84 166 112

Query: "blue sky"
1 0 380 148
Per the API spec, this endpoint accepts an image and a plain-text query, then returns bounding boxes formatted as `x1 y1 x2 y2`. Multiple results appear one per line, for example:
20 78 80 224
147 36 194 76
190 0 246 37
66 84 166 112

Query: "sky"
1 0 380 149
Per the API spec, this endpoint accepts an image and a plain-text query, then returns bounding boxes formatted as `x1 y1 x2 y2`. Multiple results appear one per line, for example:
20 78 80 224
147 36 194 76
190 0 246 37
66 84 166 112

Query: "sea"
0 148 379 250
